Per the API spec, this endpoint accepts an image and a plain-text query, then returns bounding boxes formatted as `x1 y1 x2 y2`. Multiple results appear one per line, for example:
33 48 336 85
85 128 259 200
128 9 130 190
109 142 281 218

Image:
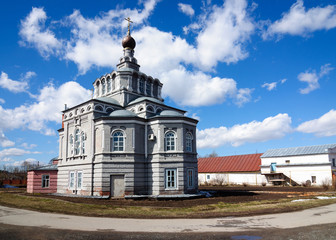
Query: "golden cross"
125 17 133 35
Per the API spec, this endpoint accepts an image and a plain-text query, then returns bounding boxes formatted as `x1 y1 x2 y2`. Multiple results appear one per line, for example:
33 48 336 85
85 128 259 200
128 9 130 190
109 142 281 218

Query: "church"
39 21 199 197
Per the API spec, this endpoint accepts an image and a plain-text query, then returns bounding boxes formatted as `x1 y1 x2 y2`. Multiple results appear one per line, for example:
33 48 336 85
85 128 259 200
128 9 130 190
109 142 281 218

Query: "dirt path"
1 203 336 233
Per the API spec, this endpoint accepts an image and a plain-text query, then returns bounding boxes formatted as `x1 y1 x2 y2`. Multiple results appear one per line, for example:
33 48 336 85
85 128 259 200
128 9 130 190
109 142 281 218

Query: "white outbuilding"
260 144 336 186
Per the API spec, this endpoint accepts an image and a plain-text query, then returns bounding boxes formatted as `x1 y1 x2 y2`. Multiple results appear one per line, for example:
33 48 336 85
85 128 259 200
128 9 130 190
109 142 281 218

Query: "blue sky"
1 0 336 167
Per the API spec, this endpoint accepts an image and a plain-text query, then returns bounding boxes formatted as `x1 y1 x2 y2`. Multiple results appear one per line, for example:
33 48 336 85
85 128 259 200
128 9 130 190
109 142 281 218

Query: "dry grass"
0 191 336 218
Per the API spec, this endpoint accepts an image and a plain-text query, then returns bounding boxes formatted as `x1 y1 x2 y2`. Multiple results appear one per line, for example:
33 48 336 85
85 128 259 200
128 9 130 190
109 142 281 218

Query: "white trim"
165 168 178 190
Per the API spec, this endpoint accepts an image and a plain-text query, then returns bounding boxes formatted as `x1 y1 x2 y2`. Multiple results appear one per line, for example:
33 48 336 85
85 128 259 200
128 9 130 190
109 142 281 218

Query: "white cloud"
12 158 39 167
0 130 15 148
0 72 29 93
63 0 158 74
21 143 37 149
0 148 40 161
262 78 287 91
235 88 253 106
297 109 336 137
263 0 336 38
262 82 277 91
23 71 37 80
0 81 91 135
197 113 292 148
178 3 195 17
19 0 255 107
160 66 252 107
298 64 333 94
0 98 4 104
195 0 255 69
19 7 62 58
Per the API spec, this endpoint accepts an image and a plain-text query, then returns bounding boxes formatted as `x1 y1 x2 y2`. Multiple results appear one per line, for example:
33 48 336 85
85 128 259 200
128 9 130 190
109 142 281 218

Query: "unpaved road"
0 204 336 232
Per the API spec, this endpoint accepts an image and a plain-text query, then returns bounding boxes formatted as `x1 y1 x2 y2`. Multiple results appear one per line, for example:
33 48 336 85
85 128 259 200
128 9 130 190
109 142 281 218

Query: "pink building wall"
27 170 57 193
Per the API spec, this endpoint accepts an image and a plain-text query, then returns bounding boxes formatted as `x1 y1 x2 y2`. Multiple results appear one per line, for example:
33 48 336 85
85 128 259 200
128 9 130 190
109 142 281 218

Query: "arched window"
96 82 100 97
107 77 111 93
112 131 124 151
69 134 74 155
139 78 145 94
186 133 193 152
145 81 151 96
165 131 176 151
101 79 106 95
112 75 116 90
81 132 86 154
74 129 81 155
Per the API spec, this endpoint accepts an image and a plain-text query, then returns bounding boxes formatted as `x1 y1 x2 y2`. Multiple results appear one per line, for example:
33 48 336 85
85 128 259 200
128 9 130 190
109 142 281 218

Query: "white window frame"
165 131 176 151
77 171 83 189
311 176 316 184
74 129 81 155
81 131 86 154
111 130 125 152
69 134 74 155
187 169 194 189
206 174 210 180
165 168 177 190
69 171 75 189
186 132 193 152
42 174 50 188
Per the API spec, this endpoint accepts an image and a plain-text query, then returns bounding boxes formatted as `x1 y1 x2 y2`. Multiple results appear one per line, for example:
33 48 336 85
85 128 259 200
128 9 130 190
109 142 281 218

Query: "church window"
42 175 49 188
139 79 144 94
81 132 86 154
69 172 75 189
146 81 151 95
96 82 100 96
107 77 111 93
74 129 81 155
147 106 154 112
165 131 176 151
102 79 106 95
69 134 74 155
112 131 124 151
95 105 103 111
187 169 194 188
77 172 83 189
186 133 193 152
165 168 177 189
112 76 116 90
106 108 113 114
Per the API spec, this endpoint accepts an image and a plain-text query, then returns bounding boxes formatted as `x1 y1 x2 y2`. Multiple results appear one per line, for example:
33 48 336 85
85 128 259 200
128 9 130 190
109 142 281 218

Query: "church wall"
57 163 93 196
92 161 147 196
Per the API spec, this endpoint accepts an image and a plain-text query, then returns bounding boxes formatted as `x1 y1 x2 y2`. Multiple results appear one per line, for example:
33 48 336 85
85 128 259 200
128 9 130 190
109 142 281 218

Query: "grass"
1 191 336 218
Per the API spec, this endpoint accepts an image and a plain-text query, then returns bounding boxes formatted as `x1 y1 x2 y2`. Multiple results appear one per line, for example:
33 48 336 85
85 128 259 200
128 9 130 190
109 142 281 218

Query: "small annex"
261 144 336 186
198 153 266 186
27 159 58 194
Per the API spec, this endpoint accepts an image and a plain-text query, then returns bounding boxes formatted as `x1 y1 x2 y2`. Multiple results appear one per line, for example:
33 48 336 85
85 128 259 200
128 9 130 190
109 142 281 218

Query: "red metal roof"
198 153 263 173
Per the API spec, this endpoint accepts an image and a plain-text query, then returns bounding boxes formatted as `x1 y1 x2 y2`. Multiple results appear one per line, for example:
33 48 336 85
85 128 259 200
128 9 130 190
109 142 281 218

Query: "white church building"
55 23 198 197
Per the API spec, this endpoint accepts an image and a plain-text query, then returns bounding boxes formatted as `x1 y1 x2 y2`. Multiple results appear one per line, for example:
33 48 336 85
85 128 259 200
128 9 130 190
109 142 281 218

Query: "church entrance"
110 175 125 197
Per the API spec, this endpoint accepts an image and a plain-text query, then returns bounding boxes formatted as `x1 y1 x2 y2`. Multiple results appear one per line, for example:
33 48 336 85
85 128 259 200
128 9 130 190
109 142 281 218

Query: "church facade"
56 28 198 197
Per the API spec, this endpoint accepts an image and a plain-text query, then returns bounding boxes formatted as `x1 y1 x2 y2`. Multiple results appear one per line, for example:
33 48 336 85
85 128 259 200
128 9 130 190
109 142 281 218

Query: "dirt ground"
28 186 328 208
1 222 336 240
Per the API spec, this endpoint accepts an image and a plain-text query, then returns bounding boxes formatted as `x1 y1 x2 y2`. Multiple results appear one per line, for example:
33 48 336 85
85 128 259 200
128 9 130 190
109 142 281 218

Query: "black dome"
122 35 136 50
